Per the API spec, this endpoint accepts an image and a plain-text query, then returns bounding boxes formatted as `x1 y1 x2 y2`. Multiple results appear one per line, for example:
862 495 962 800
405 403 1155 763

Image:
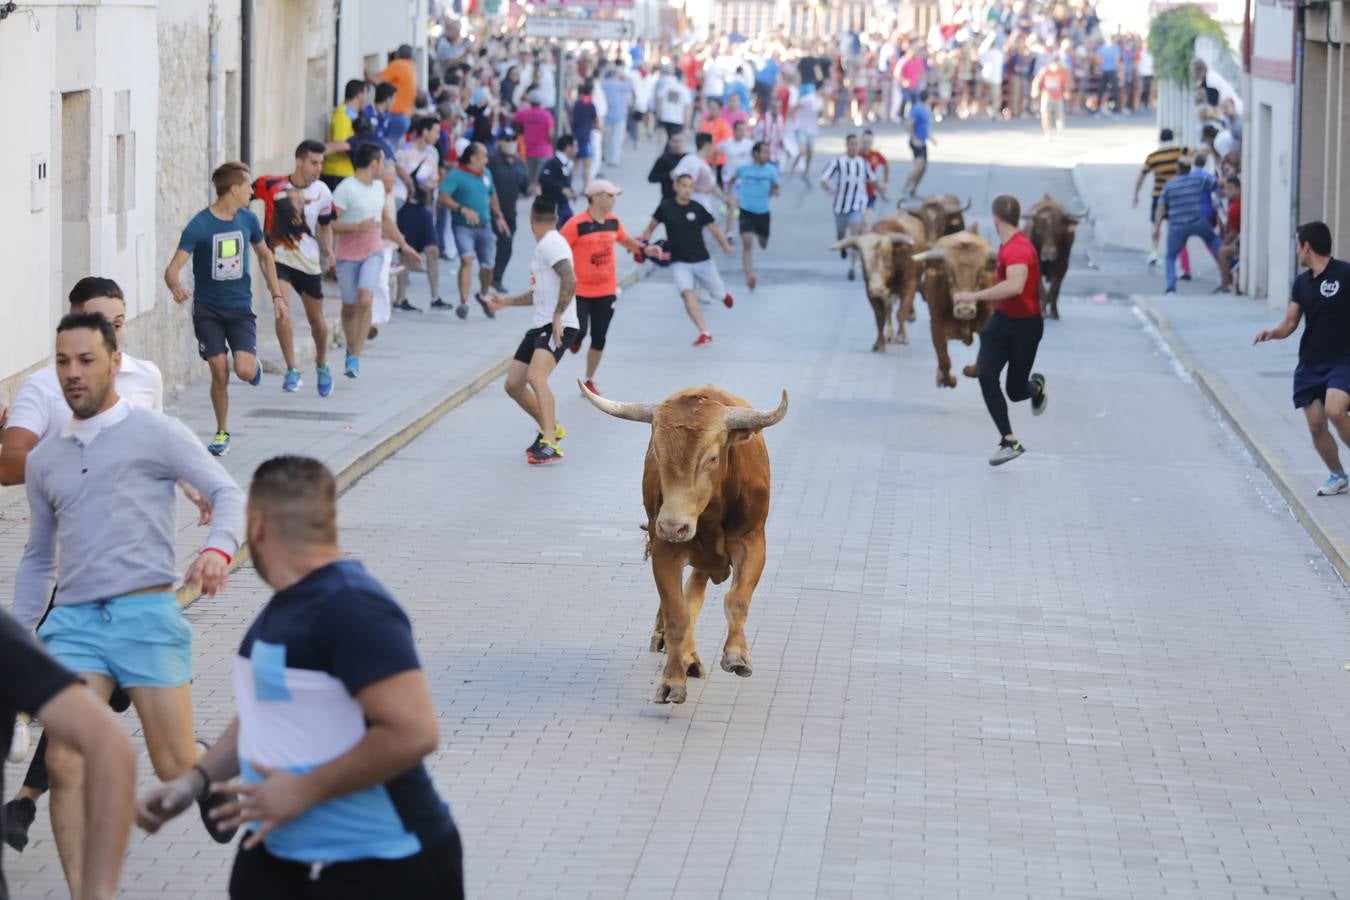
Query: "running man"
821 133 877 282
166 161 285 457
1031 54 1071 137
439 141 511 319
952 195 1050 466
901 90 935 198
265 140 336 397
860 129 889 221
1 609 136 899
489 197 581 465
1133 128 1193 270
136 456 464 900
559 180 645 396
1153 156 1220 294
640 172 734 347
1254 221 1350 496
788 82 823 183
727 141 780 290
14 312 246 897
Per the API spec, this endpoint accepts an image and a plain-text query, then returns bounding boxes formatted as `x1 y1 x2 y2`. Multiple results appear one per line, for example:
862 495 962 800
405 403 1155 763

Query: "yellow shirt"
321 106 355 178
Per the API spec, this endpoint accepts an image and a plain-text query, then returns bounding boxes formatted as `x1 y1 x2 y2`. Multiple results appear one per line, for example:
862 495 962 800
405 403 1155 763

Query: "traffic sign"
524 16 636 41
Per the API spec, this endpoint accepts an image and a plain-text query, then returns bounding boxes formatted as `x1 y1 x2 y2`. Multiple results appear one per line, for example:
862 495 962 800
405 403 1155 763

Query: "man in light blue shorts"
12 312 246 894
439 141 511 320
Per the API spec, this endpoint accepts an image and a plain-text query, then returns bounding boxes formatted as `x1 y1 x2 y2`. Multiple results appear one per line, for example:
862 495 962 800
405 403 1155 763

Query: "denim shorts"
452 223 497 263
336 253 385 304
39 592 192 687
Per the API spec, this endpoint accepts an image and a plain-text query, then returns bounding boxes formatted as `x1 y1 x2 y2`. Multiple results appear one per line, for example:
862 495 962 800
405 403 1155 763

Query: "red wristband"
200 547 232 565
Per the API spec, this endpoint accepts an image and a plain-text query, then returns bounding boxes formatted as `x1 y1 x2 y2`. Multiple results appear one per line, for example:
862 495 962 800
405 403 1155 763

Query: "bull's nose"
655 517 695 542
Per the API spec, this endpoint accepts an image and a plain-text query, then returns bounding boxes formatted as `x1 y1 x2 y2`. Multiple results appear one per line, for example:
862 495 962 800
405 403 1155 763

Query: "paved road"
9 120 1350 899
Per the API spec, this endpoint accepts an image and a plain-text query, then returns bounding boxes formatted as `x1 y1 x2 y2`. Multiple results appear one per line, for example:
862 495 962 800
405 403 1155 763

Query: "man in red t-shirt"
953 194 1049 465
860 130 889 216
1218 175 1242 293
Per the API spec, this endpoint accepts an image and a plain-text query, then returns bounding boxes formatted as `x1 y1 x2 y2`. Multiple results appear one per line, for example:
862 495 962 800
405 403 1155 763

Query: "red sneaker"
723 293 735 308
583 380 601 396
570 340 582 354
746 273 757 291
693 333 714 347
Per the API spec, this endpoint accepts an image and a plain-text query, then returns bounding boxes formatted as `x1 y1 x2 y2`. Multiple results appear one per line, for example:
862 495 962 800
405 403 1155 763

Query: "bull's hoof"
687 654 705 679
654 680 687 704
720 649 753 677
871 341 885 353
936 373 957 388
907 311 917 322
893 332 908 345
1049 308 1060 320
650 632 666 653
961 364 979 378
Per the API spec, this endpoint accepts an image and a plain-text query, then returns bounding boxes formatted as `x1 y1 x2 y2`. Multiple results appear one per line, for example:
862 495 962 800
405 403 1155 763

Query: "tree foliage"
1148 4 1229 84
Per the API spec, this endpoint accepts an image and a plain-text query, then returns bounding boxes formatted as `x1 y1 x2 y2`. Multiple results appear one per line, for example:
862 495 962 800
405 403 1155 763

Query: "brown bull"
913 231 998 387
1022 194 1086 320
831 213 925 351
581 382 789 705
902 193 971 244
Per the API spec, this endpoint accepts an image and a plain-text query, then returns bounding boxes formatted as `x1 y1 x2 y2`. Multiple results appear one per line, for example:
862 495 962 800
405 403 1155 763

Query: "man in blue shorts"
136 456 463 900
439 141 510 320
1255 221 1350 496
165 161 285 456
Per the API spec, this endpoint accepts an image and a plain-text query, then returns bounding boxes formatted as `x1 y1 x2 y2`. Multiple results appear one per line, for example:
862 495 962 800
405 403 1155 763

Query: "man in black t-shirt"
639 173 734 346
1255 221 1350 496
647 131 687 201
0 610 135 900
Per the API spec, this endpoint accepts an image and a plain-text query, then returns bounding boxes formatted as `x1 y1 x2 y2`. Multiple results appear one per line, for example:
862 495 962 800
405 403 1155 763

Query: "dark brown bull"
830 213 925 350
902 193 971 244
581 382 789 704
912 231 998 387
1022 194 1086 320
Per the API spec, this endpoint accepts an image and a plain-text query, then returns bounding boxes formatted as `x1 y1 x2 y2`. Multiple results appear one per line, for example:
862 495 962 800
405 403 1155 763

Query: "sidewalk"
0 143 663 599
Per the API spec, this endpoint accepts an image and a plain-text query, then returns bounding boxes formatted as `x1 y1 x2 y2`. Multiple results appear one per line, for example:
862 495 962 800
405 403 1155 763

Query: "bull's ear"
726 429 758 445
1066 221 1078 235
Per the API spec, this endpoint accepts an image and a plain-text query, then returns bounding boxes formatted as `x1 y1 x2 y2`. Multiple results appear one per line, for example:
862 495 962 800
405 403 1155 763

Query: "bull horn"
910 248 946 262
902 202 923 214
578 379 656 423
1067 208 1089 219
887 232 916 246
830 237 858 252
723 390 789 432
946 197 972 213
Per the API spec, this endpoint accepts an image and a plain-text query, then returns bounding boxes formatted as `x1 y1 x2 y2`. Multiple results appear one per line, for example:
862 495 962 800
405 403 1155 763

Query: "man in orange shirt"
698 98 734 186
559 180 647 396
369 44 417 144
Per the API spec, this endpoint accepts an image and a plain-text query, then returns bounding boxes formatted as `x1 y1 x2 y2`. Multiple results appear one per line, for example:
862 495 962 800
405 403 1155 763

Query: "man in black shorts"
488 198 580 465
725 141 780 291
1255 221 1350 496
902 89 935 198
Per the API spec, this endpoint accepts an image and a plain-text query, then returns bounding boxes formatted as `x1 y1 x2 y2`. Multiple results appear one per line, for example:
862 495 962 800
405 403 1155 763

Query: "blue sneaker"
344 354 360 379
208 431 231 457
282 368 302 392
316 364 334 397
248 365 263 386
1317 473 1349 496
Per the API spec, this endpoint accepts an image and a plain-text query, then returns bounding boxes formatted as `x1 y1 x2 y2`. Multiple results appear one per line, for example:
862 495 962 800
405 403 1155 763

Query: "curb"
176 260 656 609
1133 294 1350 584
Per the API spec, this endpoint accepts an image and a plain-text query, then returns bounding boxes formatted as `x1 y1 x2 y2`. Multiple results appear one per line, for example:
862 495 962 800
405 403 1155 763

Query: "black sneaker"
475 293 496 319
989 439 1026 466
1179 273 1192 281
1030 373 1048 416
847 268 856 281
394 299 422 312
838 248 847 260
455 302 470 320
430 298 453 309
3 797 36 852
526 436 544 455
527 441 564 465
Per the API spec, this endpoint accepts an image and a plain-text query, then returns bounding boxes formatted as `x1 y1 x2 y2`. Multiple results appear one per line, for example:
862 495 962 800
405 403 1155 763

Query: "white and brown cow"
581 382 789 704
912 231 998 387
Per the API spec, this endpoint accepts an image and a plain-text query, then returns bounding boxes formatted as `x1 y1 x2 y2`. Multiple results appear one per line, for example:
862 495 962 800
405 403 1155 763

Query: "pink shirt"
900 57 926 88
720 109 748 128
514 107 556 159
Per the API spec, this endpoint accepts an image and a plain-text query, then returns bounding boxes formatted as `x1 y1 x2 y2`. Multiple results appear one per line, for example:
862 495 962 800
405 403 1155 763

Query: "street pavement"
9 117 1350 899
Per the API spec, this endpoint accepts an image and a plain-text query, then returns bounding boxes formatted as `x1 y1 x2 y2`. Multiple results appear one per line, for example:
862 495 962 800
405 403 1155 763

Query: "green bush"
1148 4 1229 84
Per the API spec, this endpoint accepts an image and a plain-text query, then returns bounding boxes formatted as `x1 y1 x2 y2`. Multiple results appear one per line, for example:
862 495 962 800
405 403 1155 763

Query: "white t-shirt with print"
530 230 579 329
275 179 334 275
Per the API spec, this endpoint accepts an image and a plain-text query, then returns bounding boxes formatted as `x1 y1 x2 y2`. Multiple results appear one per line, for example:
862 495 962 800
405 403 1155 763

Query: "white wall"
336 0 428 102
0 2 160 382
1242 1 1297 304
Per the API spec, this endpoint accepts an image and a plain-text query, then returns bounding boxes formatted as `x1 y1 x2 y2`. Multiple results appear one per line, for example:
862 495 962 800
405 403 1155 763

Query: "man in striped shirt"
1153 157 1220 293
820 134 877 281
1133 129 1193 271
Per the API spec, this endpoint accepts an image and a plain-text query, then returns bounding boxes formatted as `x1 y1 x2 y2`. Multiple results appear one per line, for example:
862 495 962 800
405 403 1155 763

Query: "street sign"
524 16 636 41
533 0 634 8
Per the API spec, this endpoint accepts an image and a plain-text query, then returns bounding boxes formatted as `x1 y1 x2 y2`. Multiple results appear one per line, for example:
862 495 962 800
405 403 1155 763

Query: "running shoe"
368 326 378 340
7 717 28 763
839 248 847 261
282 368 302 393
316 363 334 398
3 797 35 853
394 299 422 312
1179 273 1192 281
584 379 602 396
455 302 470 319
693 333 714 347
431 298 454 309
1147 250 1160 267
527 440 564 465
475 293 496 319
570 340 583 354
248 365 263 386
344 353 360 379
1030 373 1048 416
746 273 757 291
723 293 734 309
530 423 567 451
1317 473 1349 496
208 431 230 457
847 268 856 281
989 439 1026 466
491 281 507 293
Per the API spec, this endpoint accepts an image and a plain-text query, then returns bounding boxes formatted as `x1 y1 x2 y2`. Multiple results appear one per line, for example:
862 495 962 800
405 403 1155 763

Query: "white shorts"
671 259 726 299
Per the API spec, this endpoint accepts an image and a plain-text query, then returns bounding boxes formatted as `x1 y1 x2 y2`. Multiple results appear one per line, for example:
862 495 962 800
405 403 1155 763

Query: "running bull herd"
576 194 1083 705
833 192 1084 385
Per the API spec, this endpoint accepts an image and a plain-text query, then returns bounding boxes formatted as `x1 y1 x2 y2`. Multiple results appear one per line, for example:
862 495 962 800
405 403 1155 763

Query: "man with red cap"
558 179 650 395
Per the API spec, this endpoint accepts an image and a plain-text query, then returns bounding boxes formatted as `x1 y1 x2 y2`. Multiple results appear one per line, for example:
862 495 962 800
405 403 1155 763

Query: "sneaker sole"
1317 484 1349 496
989 451 1024 467
527 456 563 465
209 447 229 457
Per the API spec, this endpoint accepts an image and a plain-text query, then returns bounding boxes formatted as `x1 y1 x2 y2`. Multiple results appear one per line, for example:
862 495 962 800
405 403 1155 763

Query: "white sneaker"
8 717 30 763
1317 473 1349 496
1031 373 1048 416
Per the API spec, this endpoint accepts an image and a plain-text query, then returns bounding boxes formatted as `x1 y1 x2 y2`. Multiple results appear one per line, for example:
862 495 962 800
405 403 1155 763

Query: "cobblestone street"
8 121 1350 899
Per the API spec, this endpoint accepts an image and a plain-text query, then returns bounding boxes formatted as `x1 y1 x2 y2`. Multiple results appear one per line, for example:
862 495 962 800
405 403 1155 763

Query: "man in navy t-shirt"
135 456 463 899
1256 221 1350 497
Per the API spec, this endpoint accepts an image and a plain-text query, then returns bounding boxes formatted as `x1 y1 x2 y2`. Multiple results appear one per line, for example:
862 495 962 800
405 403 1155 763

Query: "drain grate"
248 408 356 422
